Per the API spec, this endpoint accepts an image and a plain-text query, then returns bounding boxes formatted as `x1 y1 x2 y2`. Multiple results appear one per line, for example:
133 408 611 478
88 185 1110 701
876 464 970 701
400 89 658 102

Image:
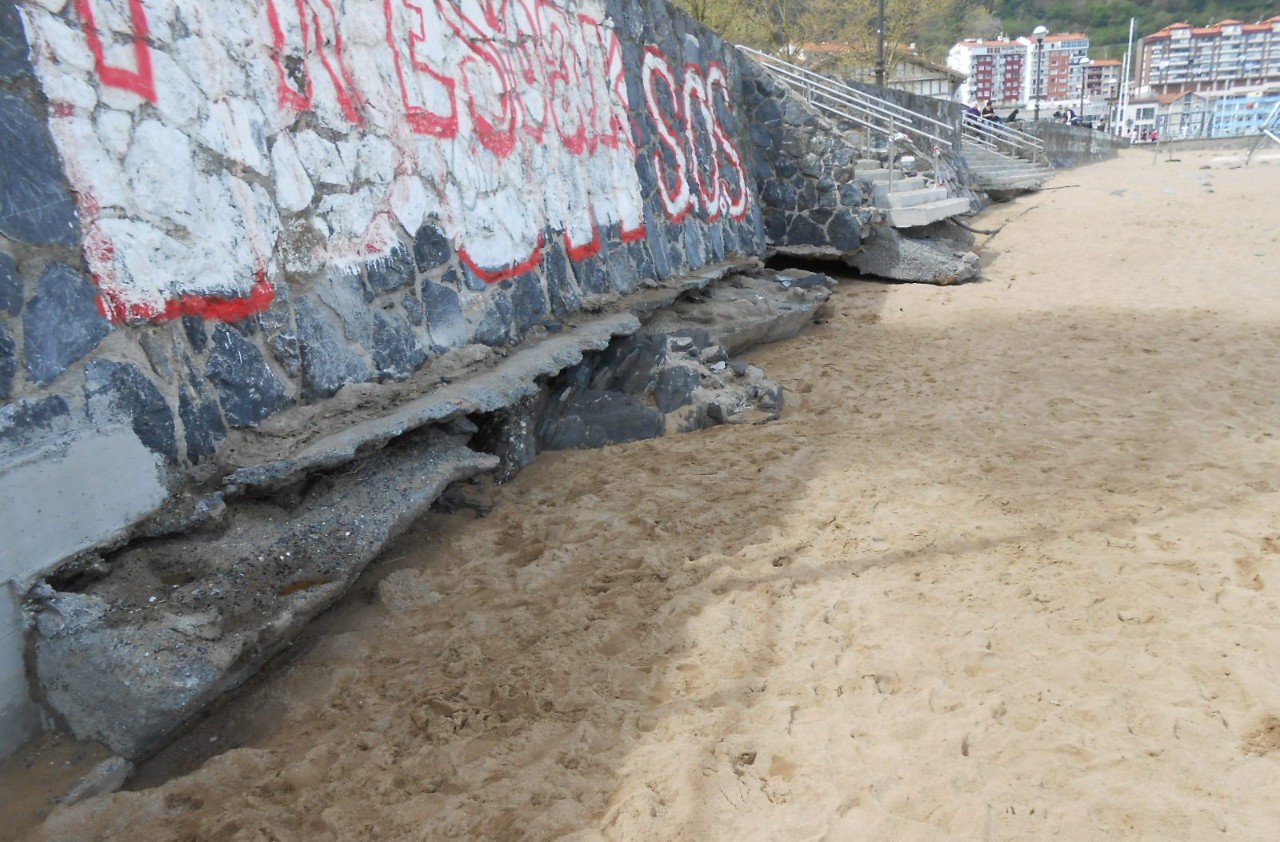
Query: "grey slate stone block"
761 179 797 211
573 254 611 296
828 208 862 252
23 262 111 386
507 272 547 333
473 289 513 347
371 310 426 380
0 395 71 456
541 243 582 318
413 224 452 272
538 389 664 450
259 286 300 378
84 359 178 463
0 321 15 400
205 325 290 426
366 246 415 294
181 315 207 352
785 215 826 247
421 281 466 352
681 218 705 267
178 386 225 464
656 364 701 412
0 251 20 314
762 208 788 242
0 94 79 246
294 297 372 400
401 292 423 326
0 3 31 80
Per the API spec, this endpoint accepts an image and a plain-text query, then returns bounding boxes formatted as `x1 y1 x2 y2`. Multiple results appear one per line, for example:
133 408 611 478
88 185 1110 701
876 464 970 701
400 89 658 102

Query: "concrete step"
886 196 971 227
857 170 923 187
869 177 926 197
967 165 1049 176
970 168 1051 181
877 185 950 209
970 165 1050 177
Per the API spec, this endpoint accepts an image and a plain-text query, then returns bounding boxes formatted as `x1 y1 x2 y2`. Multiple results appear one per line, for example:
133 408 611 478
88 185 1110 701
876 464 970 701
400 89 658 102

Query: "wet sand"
23 146 1280 840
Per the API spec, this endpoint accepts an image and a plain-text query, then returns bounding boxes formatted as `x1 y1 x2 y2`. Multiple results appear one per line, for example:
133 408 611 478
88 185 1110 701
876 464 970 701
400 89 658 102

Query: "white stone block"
201 97 270 175
293 130 350 187
126 120 199 228
271 134 315 213
94 110 133 159
150 51 204 131
20 9 94 73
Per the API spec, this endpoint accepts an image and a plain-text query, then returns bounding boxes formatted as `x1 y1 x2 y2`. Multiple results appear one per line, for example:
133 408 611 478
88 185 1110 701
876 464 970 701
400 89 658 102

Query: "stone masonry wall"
0 0 766 754
738 65 869 259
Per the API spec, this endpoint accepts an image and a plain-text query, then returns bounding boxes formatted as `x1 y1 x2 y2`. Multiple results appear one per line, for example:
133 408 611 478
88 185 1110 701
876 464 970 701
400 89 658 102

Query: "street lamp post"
875 0 886 88
1033 25 1047 121
1075 56 1089 124
1078 57 1090 123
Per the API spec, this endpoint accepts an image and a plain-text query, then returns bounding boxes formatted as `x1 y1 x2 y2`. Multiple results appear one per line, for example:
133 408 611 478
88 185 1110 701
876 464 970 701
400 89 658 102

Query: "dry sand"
20 146 1280 840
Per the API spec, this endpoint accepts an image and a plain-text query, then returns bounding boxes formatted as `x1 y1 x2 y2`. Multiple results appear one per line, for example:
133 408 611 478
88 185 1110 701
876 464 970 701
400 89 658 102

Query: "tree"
673 0 968 71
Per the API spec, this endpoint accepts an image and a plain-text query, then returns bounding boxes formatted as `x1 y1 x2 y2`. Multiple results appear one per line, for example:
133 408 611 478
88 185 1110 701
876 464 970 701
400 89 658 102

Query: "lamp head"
1033 25 1048 43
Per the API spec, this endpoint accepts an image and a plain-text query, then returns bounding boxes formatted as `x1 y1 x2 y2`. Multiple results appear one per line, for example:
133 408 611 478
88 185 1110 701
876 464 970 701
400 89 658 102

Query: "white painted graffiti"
19 0 665 321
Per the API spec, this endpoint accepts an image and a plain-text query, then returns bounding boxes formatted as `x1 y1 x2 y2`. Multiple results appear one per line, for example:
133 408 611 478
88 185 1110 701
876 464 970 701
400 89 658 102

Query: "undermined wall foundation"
0 0 959 759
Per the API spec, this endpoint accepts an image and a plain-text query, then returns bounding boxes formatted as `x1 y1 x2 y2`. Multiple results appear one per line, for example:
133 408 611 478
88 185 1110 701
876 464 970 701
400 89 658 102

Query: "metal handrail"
1246 100 1280 164
961 117 1045 162
735 45 954 153
738 47 956 138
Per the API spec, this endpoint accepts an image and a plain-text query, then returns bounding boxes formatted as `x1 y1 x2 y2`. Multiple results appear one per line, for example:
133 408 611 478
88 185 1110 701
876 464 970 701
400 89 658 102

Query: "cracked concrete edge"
222 313 639 493
35 437 498 759
221 261 756 496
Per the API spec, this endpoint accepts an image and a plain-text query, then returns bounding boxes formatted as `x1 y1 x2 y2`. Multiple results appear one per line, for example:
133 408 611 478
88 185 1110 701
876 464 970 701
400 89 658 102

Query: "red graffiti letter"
266 0 365 125
707 62 749 220
385 0 458 137
642 47 691 222
73 0 156 102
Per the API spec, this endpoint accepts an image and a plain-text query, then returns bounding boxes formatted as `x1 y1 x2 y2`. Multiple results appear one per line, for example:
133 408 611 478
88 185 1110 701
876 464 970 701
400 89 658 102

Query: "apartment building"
1085 59 1122 101
1139 17 1280 96
1039 33 1090 101
949 32 1090 108
948 38 1028 106
1152 86 1280 139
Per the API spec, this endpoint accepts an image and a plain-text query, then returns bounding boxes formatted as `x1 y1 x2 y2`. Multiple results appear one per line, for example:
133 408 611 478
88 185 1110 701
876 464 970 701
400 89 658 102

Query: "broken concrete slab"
221 312 641 495
643 269 834 355
24 265 805 763
844 220 981 285
33 433 497 759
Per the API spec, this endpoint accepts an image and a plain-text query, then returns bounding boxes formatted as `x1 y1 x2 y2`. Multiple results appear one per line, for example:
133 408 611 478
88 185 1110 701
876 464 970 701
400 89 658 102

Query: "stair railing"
735 46 956 157
962 117 1046 163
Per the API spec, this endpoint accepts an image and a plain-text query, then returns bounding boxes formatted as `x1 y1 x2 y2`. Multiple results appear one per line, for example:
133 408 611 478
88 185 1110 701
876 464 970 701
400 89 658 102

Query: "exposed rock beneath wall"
644 268 833 354
28 266 825 761
845 219 981 285
475 268 831 479
33 432 498 759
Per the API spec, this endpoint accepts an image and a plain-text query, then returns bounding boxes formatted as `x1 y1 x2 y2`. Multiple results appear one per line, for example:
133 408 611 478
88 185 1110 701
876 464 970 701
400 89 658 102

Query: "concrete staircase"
856 160 972 228
961 142 1053 193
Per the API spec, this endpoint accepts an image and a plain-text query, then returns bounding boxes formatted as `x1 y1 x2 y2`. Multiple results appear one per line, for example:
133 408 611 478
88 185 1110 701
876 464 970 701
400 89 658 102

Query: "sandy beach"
20 145 1280 840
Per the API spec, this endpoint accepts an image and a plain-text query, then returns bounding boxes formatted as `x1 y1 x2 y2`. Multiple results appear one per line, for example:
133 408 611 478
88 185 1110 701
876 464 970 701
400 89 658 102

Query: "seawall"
0 0 983 759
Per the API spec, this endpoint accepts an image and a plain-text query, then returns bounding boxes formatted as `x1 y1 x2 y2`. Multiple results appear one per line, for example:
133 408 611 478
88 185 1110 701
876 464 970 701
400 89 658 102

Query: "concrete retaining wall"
1020 122 1126 168
0 0 769 756
740 68 870 259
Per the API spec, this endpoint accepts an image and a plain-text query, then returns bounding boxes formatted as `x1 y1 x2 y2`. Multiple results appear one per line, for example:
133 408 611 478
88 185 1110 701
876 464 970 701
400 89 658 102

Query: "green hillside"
671 0 1277 64
990 1 1279 51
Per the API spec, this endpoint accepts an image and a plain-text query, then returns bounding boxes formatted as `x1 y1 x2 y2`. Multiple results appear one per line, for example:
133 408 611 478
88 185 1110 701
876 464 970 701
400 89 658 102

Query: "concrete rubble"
27 266 832 760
